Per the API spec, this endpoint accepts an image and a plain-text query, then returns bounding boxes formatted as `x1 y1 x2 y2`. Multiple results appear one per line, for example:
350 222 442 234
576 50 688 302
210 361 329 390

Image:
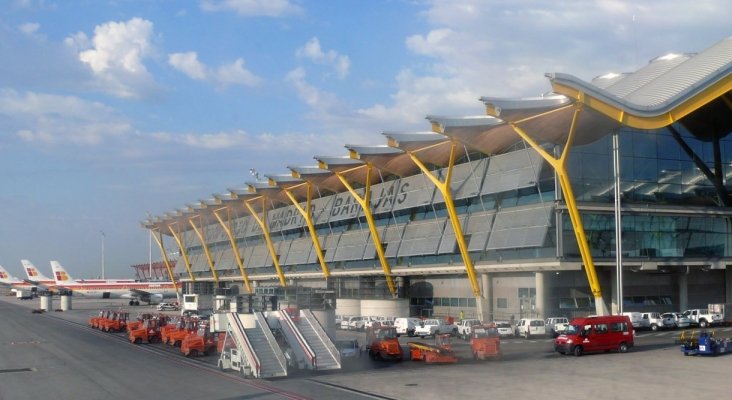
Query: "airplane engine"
151 293 164 304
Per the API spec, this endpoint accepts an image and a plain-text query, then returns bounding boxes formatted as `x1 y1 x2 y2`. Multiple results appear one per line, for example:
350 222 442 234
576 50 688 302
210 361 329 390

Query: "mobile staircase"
218 312 288 378
277 309 341 371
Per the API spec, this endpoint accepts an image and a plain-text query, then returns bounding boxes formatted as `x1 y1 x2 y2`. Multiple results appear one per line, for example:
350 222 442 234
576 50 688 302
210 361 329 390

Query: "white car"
335 339 360 360
662 312 691 329
493 321 514 338
394 317 421 337
515 318 546 339
545 317 569 337
341 316 366 331
156 302 179 311
414 318 457 338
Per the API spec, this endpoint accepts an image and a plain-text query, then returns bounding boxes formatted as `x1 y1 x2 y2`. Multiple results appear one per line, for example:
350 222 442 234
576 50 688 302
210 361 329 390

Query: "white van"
394 317 421 337
621 312 644 329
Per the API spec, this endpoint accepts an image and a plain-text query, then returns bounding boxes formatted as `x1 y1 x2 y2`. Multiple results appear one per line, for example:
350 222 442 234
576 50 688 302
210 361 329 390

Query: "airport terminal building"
146 37 732 322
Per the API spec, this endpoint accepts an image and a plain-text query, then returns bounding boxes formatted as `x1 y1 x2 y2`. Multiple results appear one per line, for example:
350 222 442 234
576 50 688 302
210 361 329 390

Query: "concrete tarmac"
2 296 732 400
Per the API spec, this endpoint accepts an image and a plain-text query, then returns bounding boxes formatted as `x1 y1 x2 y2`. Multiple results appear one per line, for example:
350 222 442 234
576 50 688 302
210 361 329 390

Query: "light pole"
146 211 152 281
100 230 106 279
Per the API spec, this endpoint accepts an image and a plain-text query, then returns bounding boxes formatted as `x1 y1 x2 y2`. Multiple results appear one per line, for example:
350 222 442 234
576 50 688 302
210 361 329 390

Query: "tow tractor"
129 316 168 344
181 321 217 357
126 313 153 332
366 322 403 361
407 333 458 364
679 330 731 356
167 318 199 347
470 324 501 360
101 311 129 332
89 310 109 329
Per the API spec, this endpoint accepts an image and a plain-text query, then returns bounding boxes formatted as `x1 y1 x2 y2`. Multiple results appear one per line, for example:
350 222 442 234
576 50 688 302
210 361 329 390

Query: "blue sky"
0 0 729 279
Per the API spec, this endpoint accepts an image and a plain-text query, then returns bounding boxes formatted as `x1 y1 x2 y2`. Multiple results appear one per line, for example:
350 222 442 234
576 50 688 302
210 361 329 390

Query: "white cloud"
405 28 454 57
296 37 351 79
18 22 40 35
216 58 261 87
285 67 339 110
168 52 261 88
0 89 133 145
168 52 207 80
66 18 159 99
200 0 302 17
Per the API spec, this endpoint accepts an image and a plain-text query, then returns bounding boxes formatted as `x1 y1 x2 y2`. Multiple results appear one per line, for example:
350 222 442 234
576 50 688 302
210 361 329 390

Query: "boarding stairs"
278 309 341 371
226 312 288 378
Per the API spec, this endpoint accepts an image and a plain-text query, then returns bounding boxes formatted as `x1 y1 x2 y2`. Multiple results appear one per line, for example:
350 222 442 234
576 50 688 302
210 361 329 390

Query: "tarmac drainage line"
0 368 36 374
307 379 399 400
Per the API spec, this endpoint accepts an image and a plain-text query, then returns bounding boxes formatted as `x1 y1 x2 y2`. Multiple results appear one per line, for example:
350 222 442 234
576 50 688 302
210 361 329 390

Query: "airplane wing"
23 279 54 291
129 288 164 304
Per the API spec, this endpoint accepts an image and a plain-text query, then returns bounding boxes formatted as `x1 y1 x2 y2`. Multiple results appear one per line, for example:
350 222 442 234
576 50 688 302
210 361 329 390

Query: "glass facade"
564 126 732 261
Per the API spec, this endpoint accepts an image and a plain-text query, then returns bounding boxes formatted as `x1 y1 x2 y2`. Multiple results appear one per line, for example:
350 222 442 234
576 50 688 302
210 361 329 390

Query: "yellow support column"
404 142 481 297
167 223 196 282
507 106 608 315
332 165 397 297
244 197 287 288
150 229 180 297
281 182 330 279
188 217 220 283
212 207 253 294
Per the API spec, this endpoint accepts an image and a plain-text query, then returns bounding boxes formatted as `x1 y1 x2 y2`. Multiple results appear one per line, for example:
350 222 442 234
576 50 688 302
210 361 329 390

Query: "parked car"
156 302 179 311
341 316 366 331
414 318 457 338
492 321 514 338
545 317 569 337
662 312 691 329
621 312 644 329
640 312 674 331
456 319 483 340
394 317 421 337
335 339 361 359
516 318 546 339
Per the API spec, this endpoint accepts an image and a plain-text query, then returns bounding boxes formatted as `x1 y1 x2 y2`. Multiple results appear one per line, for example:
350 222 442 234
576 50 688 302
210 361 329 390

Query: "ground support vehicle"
160 317 184 344
662 312 691 329
181 322 217 357
167 318 199 347
126 313 153 332
101 311 129 332
679 330 731 356
365 324 403 361
554 315 634 357
129 316 167 344
456 319 482 340
682 309 723 328
407 334 458 364
89 310 109 329
470 325 501 360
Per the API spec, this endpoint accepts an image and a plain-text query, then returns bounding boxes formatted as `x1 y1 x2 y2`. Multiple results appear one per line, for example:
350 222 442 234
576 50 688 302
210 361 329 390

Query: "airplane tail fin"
21 259 52 281
50 261 79 285
0 264 22 283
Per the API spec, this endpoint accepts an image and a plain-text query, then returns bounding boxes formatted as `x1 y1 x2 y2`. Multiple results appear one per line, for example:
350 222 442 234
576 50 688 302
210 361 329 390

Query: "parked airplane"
50 261 179 305
0 264 37 294
22 259 55 286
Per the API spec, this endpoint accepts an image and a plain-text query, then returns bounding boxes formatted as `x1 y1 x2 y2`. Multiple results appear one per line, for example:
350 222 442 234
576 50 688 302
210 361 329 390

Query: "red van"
554 315 634 356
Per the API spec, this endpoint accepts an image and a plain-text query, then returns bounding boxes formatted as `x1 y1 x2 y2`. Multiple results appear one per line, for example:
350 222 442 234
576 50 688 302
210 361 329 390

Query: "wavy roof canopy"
147 37 732 232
